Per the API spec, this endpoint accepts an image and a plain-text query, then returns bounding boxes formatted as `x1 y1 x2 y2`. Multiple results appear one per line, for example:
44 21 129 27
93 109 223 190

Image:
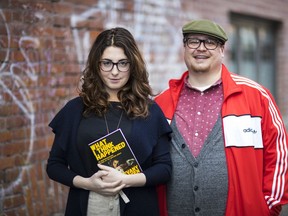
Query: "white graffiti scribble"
71 0 197 92
0 9 40 210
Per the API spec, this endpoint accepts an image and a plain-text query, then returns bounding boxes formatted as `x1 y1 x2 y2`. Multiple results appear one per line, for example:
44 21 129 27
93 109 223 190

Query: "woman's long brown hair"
79 27 153 118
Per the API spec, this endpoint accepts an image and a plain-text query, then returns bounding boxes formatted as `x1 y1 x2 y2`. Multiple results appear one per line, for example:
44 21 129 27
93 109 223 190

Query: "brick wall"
0 0 287 215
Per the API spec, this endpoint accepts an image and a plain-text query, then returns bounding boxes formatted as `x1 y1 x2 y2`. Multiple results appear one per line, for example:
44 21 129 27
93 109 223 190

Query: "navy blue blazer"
46 97 172 216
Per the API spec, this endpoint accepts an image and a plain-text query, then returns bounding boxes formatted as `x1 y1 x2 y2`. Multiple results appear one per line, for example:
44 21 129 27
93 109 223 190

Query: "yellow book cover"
88 128 142 175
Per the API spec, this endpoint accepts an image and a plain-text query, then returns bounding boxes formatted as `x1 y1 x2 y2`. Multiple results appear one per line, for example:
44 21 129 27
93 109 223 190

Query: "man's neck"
188 67 222 88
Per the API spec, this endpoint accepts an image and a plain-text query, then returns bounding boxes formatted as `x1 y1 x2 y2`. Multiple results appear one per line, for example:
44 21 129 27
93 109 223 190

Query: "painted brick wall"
0 0 287 215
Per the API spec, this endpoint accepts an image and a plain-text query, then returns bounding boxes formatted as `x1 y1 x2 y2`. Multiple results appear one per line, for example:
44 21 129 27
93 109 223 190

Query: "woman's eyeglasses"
99 60 130 72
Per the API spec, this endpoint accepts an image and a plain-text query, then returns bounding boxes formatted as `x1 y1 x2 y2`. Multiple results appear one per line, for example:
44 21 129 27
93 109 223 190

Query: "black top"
77 102 132 175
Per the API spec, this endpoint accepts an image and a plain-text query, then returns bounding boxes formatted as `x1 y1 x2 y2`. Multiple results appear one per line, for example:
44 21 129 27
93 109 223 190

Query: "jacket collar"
167 64 242 108
221 64 242 100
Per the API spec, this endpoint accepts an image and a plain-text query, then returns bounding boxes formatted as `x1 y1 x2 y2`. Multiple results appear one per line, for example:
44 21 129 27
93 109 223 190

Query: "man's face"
183 34 224 74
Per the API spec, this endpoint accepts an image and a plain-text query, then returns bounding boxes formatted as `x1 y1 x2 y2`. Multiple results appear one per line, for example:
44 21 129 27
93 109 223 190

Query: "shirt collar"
184 76 222 92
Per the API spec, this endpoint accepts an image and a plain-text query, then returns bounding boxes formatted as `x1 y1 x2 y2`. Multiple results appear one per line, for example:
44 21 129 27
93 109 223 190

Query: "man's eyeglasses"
99 60 130 72
184 38 222 50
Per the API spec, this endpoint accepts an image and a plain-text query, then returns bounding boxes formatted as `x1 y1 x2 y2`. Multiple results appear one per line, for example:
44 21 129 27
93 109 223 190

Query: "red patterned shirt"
175 77 223 157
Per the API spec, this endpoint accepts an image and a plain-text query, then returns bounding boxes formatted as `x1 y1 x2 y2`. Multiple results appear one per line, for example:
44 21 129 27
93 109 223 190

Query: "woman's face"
99 46 131 101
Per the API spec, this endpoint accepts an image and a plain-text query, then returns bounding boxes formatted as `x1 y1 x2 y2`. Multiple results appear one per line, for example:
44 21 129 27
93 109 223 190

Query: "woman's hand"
98 164 146 188
98 164 126 183
72 169 125 196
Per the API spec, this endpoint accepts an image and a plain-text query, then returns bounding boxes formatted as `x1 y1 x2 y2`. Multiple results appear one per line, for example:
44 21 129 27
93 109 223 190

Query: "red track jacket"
155 64 288 216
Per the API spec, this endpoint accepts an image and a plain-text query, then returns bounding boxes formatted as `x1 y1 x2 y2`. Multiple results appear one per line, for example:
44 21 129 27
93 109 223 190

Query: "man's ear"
221 46 225 58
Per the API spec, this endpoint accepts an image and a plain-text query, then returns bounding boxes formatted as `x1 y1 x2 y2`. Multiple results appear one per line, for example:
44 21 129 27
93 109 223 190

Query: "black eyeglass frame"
99 60 131 72
183 37 223 50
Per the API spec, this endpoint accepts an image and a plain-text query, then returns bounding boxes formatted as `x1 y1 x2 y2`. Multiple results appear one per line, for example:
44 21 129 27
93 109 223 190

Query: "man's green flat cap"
182 19 228 42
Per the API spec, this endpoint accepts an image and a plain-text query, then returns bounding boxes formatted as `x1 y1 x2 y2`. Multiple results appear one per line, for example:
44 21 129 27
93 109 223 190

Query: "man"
155 19 288 216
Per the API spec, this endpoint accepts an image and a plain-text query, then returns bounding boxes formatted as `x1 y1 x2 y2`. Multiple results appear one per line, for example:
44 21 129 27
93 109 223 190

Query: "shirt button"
181 143 186 148
195 207 200 212
109 203 113 210
194 162 198 167
194 186 198 191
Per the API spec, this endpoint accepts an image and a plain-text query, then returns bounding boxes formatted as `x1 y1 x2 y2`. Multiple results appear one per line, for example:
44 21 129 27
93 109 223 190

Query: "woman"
46 27 172 216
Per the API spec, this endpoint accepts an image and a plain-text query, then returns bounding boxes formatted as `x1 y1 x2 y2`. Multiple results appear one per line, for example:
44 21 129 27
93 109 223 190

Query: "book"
88 128 142 203
88 128 142 175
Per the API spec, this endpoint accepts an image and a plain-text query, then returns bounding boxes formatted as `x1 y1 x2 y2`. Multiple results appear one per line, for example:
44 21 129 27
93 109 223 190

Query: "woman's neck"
108 94 120 102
